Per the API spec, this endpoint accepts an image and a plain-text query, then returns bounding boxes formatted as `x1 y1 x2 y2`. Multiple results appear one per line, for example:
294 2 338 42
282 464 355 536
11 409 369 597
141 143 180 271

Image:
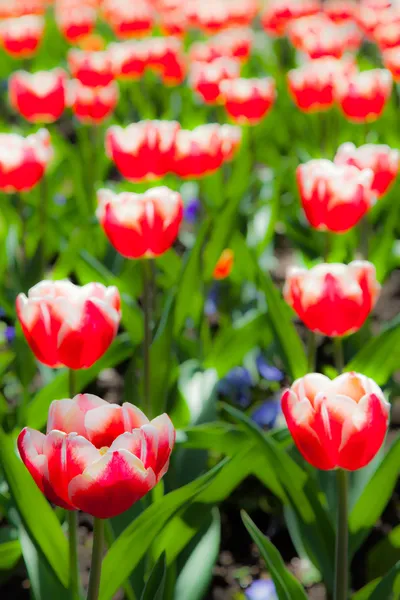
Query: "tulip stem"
142 260 153 418
39 175 47 280
68 510 80 600
69 368 77 398
334 468 349 600
333 337 344 374
307 331 317 371
87 518 104 600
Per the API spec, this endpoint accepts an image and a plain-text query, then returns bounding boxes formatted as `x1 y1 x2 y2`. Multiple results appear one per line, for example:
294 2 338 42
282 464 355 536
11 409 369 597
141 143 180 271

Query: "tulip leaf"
0 537 21 571
351 561 400 600
367 525 400 581
345 315 400 385
140 552 166 600
241 511 308 600
99 459 229 600
173 507 221 600
26 333 133 431
203 310 273 377
0 428 69 588
349 434 400 556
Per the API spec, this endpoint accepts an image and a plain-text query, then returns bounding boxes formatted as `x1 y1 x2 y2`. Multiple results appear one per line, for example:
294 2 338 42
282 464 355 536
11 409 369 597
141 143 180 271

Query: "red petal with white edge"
121 402 149 430
140 425 159 471
68 450 156 518
16 296 61 367
281 390 336 470
109 431 143 458
47 394 107 434
149 414 176 479
84 404 126 448
17 427 47 492
338 393 389 470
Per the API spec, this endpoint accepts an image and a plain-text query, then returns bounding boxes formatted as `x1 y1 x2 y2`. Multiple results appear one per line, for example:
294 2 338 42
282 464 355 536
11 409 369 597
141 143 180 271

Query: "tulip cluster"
106 121 241 181
189 28 253 64
261 0 320 37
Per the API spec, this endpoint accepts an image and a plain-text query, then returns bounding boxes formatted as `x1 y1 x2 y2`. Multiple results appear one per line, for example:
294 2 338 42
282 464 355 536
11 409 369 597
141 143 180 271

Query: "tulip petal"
84 404 126 448
68 449 156 518
150 414 176 478
17 427 47 493
47 394 107 435
121 402 149 430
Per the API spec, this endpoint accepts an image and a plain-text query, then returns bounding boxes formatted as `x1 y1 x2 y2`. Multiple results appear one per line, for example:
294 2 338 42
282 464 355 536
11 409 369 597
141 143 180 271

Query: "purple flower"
205 285 218 317
184 198 201 223
53 194 67 206
246 579 277 600
251 395 282 429
218 366 252 407
5 325 15 345
256 355 283 382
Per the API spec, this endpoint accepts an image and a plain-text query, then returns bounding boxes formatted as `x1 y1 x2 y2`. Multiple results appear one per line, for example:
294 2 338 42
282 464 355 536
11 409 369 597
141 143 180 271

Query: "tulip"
283 261 380 337
334 142 399 197
288 14 348 59
220 78 276 124
97 187 183 259
109 40 148 80
9 69 67 123
213 248 234 279
335 69 392 123
189 58 240 104
18 395 175 518
0 129 52 192
146 37 186 85
159 8 189 37
371 8 400 50
56 2 97 43
102 0 154 39
186 1 231 34
287 57 355 113
323 0 356 23
261 0 320 37
281 372 389 470
296 159 374 232
67 80 119 124
0 15 44 58
212 28 254 62
219 123 242 162
106 120 180 181
16 280 121 369
68 49 114 88
172 124 225 178
382 46 400 82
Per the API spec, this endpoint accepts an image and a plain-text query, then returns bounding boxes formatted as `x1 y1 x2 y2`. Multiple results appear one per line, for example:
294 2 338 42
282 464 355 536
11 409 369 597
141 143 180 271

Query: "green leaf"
99 459 229 600
352 561 400 600
241 511 308 600
204 310 272 377
174 508 220 600
345 317 400 385
257 269 308 380
26 333 133 430
0 538 21 571
367 525 400 581
349 435 400 556
0 428 68 588
140 552 166 600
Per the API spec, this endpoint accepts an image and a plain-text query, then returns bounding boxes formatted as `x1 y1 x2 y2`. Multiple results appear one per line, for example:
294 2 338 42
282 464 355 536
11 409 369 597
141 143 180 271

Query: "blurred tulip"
106 120 180 181
284 261 380 336
211 28 254 62
172 124 224 177
0 0 47 18
56 3 97 43
68 49 114 88
159 7 188 36
189 57 240 104
281 372 389 470
287 57 355 113
67 80 119 124
102 0 153 38
213 248 234 279
323 0 356 22
16 281 121 369
146 37 186 85
219 123 242 161
78 33 105 52
261 0 320 37
186 0 231 34
97 187 183 259
355 2 387 38
334 142 399 197
335 69 392 123
371 7 400 49
9 69 67 123
0 15 44 58
0 129 52 192
288 14 348 59
18 396 175 517
297 159 374 232
382 46 400 82
220 78 276 124
109 40 148 80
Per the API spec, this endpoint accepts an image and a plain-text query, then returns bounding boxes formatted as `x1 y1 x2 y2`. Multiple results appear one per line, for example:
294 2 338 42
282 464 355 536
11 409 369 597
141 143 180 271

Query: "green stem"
333 337 344 374
68 510 80 600
104 522 136 600
87 518 104 600
359 216 369 260
69 368 77 398
17 192 27 273
39 175 47 279
142 260 153 418
334 469 349 600
307 330 317 372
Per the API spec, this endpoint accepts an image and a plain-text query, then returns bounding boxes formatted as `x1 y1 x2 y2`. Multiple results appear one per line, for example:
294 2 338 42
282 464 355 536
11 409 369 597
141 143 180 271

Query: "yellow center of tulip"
99 446 109 456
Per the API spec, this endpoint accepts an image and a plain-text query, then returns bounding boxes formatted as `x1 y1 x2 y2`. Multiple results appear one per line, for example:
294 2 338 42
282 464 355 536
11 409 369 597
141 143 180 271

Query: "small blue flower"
256 355 284 382
205 284 218 317
251 395 282 429
184 198 201 223
5 325 15 345
218 366 252 407
246 579 277 600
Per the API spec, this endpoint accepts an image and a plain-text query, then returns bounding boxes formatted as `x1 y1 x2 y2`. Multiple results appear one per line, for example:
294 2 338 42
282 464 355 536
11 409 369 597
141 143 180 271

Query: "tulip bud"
282 372 389 470
213 249 234 279
16 281 121 369
97 187 183 259
283 261 381 337
18 396 175 518
296 159 374 232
